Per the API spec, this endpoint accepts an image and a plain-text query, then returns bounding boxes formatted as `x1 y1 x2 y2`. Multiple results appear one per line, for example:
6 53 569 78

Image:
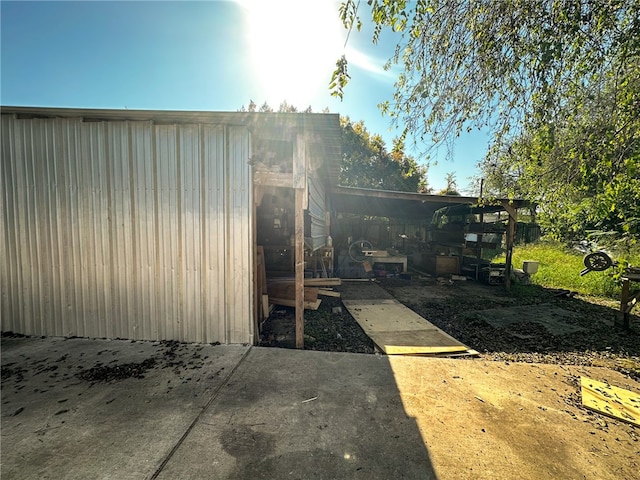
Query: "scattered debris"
259 296 375 354
1 366 25 382
76 358 157 383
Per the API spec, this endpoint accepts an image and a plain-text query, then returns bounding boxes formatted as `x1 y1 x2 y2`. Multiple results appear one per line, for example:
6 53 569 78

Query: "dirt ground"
260 275 640 382
257 276 640 478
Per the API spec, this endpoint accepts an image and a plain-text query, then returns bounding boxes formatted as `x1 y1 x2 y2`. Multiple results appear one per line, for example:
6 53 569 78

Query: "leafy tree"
438 172 460 196
239 102 429 192
481 60 640 243
333 0 639 241
259 102 273 113
240 100 313 114
333 0 639 147
278 100 298 113
340 116 428 192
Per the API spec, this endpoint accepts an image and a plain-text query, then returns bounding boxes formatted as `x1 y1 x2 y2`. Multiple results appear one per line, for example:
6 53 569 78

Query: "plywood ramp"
341 283 474 356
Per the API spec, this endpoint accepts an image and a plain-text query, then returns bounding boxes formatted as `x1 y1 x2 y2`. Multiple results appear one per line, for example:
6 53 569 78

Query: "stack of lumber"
268 278 342 310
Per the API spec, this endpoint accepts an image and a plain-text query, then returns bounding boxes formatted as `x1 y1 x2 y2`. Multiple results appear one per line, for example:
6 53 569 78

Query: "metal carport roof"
331 186 529 221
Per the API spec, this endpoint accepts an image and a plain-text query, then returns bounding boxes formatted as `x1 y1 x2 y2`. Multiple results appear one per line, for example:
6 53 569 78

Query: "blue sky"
1 0 486 193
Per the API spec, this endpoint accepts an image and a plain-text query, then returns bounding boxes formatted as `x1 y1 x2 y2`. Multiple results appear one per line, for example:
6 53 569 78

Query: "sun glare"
238 0 344 108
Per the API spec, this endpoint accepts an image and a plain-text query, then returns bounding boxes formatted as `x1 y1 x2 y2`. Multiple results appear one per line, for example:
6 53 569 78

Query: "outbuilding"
1 106 341 345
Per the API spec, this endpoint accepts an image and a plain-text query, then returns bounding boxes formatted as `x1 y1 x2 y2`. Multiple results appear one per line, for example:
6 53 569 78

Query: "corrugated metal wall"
307 173 328 251
0 115 253 344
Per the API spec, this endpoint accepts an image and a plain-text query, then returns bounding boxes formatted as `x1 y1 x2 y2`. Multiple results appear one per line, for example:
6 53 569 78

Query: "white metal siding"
308 173 328 251
1 115 253 344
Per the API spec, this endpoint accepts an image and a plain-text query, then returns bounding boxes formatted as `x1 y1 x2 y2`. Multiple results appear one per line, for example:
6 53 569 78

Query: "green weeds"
498 239 640 298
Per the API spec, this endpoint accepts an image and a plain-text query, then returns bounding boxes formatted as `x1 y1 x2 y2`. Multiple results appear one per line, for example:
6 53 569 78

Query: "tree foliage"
239 102 428 193
340 117 427 192
239 100 312 113
481 60 640 243
437 172 460 196
334 0 638 143
333 0 639 241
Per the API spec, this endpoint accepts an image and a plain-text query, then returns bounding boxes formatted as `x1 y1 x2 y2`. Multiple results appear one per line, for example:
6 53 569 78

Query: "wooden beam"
267 284 319 302
253 169 293 187
502 202 517 291
304 277 341 286
270 298 321 310
295 187 305 348
618 278 634 329
317 289 341 298
268 277 342 287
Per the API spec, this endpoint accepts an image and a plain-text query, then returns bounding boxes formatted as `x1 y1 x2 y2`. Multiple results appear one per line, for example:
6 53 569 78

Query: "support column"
295 187 305 348
502 203 517 291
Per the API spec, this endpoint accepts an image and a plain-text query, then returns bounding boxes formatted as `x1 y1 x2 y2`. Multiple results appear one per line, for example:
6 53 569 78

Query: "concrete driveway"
2 335 638 479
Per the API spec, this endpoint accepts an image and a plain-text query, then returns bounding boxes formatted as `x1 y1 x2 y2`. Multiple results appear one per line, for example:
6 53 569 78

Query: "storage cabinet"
425 255 460 275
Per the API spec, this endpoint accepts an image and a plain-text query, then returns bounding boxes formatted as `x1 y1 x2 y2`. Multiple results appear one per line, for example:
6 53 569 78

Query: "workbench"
365 254 408 273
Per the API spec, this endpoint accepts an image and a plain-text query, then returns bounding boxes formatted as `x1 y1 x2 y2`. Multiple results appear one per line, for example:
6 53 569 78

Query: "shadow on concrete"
155 347 438 479
1 336 438 479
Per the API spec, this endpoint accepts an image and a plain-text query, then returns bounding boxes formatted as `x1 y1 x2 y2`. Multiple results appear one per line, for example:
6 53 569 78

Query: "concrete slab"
3 336 639 480
156 347 436 479
1 336 248 480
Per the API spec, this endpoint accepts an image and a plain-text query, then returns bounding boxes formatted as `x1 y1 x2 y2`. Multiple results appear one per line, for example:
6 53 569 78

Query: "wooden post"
502 203 517 291
295 187 305 348
619 278 630 330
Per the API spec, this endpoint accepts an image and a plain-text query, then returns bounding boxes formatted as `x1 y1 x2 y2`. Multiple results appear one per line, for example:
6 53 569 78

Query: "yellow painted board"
382 344 469 355
581 376 640 426
414 349 481 358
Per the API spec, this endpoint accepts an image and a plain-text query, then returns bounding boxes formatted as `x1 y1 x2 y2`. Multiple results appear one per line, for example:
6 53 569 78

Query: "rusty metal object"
580 251 614 276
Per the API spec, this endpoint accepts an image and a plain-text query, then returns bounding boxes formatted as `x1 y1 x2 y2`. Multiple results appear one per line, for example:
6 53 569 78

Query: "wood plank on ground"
317 289 341 298
372 331 469 355
342 298 471 356
581 376 640 426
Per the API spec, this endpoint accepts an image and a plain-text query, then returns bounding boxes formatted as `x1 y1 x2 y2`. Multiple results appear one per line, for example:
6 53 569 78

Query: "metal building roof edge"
0 105 340 129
